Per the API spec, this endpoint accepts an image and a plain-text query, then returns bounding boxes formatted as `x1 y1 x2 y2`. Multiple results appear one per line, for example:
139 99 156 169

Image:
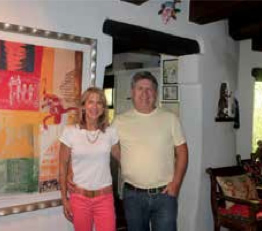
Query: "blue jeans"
123 185 178 231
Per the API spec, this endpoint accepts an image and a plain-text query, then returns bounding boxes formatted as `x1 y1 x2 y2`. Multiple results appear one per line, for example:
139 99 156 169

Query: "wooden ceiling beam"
189 0 246 24
190 0 262 51
252 36 262 52
120 0 148 5
228 5 262 40
229 20 262 41
103 19 200 56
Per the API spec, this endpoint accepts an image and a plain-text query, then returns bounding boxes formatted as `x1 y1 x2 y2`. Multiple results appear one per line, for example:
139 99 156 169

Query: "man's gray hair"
131 71 158 91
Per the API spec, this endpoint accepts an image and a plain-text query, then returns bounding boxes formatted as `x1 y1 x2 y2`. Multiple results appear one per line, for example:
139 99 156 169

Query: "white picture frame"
163 59 178 84
162 85 179 101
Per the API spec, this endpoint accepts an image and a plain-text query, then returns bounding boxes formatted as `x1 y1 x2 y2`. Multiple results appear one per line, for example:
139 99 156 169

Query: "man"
113 71 188 231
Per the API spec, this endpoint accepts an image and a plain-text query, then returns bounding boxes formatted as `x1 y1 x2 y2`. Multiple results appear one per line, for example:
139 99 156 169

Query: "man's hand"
162 181 179 197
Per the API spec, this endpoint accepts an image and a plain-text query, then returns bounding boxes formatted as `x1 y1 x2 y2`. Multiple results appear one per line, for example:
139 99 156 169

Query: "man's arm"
163 143 188 196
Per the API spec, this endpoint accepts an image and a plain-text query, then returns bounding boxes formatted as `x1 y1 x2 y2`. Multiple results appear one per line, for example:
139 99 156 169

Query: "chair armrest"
256 186 262 199
223 195 260 206
223 195 262 218
222 195 262 216
216 193 261 208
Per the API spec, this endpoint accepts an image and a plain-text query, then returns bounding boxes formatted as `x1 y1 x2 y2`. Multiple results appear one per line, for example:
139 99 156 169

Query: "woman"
59 87 120 231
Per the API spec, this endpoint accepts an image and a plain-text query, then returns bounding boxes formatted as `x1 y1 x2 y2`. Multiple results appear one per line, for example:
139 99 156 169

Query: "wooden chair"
206 166 262 231
236 154 262 197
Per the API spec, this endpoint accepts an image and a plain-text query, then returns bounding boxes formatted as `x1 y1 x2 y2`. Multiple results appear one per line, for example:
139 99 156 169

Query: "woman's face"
84 92 104 122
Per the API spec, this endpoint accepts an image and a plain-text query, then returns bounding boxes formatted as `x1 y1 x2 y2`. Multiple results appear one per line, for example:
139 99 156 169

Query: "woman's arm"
59 142 73 221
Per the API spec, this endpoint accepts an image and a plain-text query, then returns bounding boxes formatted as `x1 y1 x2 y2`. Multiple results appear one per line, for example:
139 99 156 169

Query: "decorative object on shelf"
163 59 178 84
158 0 181 24
233 97 240 129
216 82 234 121
254 140 262 162
215 117 234 122
163 84 179 101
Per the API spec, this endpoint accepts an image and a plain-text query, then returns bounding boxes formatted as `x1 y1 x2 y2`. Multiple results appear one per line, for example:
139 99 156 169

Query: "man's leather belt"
73 185 112 198
124 182 166 194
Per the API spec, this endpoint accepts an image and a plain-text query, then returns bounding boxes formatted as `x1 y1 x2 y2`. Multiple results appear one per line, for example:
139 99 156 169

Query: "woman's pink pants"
70 193 116 231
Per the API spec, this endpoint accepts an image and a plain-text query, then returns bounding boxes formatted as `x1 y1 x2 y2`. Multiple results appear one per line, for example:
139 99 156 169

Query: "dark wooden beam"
252 36 262 52
189 0 246 25
228 3 262 40
103 19 200 56
120 0 148 5
190 0 262 51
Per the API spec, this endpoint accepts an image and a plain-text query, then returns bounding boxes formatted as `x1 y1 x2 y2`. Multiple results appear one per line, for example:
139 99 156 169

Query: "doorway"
102 19 200 231
102 19 200 120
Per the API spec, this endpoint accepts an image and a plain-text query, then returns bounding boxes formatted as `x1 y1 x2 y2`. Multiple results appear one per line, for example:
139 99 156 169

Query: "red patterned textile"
218 204 262 220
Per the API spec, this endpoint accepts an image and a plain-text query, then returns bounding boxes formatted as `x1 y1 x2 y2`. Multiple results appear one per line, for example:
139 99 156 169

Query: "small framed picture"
163 85 179 101
163 59 178 84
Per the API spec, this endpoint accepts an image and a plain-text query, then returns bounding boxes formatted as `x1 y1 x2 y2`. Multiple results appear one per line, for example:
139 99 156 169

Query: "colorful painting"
0 39 82 194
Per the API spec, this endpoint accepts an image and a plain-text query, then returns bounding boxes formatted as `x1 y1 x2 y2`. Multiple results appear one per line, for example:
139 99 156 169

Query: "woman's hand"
63 199 73 222
67 180 76 193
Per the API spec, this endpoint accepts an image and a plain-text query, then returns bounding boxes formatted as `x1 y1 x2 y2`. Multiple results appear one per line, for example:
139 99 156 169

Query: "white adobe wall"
0 1 239 231
113 53 160 70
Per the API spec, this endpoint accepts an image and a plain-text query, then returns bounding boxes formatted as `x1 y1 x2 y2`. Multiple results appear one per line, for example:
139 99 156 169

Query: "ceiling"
120 0 262 51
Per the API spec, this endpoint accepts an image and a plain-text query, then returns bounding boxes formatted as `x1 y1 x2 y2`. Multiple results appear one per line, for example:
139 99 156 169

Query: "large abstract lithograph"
0 40 82 194
0 23 97 215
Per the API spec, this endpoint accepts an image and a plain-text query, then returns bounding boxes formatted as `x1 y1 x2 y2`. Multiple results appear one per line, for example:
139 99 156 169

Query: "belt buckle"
91 191 96 198
85 190 95 198
147 188 158 195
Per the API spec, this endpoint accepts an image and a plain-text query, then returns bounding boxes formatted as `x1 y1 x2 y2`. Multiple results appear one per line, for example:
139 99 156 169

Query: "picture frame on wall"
0 21 97 216
163 59 178 84
163 85 179 101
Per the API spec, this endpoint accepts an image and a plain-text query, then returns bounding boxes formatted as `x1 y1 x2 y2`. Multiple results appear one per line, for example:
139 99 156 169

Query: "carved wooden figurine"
217 82 229 118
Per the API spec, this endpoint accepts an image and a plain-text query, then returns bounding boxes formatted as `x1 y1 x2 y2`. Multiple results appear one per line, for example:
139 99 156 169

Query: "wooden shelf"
215 117 234 122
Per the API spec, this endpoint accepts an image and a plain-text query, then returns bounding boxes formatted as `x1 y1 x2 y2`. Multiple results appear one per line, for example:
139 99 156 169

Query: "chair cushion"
242 161 262 186
216 174 258 208
218 204 262 220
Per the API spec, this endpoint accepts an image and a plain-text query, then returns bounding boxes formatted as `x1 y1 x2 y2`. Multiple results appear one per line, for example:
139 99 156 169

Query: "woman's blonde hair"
79 87 108 132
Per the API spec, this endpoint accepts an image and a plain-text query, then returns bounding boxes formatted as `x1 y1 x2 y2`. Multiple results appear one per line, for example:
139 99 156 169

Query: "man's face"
131 79 157 113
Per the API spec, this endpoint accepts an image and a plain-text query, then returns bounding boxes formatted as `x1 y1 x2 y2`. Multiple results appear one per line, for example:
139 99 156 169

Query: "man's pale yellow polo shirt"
113 108 186 189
